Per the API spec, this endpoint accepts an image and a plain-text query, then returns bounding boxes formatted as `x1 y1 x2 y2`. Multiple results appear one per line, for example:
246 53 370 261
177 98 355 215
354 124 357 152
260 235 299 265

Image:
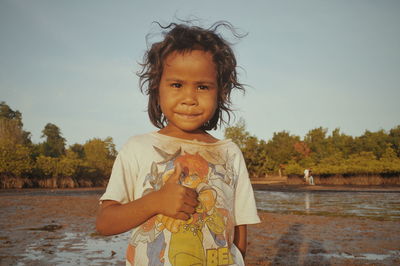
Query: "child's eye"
171 83 182 88
197 85 209 90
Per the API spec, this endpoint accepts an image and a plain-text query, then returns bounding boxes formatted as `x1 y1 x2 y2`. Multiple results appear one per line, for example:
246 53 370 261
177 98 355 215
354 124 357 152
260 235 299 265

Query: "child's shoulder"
125 132 154 143
119 132 156 152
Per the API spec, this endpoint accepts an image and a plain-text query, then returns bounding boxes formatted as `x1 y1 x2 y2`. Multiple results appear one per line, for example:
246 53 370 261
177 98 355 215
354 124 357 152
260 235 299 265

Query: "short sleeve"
233 149 261 225
99 145 138 204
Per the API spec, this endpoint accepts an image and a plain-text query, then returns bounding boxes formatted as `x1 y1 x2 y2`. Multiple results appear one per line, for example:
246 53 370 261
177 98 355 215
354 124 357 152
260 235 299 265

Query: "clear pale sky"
1 0 399 149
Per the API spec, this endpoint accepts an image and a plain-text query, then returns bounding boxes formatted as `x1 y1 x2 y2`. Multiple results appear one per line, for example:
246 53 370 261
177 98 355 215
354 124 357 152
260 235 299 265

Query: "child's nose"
181 88 197 105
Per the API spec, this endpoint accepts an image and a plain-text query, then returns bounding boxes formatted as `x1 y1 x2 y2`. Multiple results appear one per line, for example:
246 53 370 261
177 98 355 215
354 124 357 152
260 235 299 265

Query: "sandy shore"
0 187 399 265
247 212 399 265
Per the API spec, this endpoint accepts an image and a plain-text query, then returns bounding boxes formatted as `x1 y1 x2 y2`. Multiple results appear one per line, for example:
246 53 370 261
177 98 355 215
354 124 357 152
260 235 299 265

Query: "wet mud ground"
0 187 399 265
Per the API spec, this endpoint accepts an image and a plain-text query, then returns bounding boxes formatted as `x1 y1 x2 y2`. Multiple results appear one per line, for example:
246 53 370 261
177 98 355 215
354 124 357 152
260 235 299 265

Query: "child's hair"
138 21 245 130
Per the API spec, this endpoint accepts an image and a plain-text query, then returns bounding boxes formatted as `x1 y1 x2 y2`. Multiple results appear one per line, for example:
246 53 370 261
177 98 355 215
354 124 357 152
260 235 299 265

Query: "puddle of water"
254 190 400 220
21 231 130 265
314 251 398 261
20 230 399 265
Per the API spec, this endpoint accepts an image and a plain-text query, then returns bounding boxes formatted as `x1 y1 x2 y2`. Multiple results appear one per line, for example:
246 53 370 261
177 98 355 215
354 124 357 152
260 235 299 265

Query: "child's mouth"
175 112 201 119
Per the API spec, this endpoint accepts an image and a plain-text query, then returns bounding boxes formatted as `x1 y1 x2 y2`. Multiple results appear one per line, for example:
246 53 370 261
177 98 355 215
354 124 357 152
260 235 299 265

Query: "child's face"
158 50 218 134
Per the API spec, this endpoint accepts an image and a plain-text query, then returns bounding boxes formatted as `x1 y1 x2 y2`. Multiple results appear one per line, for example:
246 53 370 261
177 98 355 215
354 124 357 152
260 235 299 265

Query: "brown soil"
246 212 400 265
0 187 399 265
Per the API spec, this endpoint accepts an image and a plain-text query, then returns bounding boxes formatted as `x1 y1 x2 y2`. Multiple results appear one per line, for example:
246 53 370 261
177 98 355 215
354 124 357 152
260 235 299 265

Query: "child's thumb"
167 162 182 184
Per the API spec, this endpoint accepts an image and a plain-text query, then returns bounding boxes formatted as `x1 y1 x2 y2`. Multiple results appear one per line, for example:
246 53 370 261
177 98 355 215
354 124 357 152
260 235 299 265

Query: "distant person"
309 168 315 185
304 168 315 185
304 168 310 184
96 21 260 265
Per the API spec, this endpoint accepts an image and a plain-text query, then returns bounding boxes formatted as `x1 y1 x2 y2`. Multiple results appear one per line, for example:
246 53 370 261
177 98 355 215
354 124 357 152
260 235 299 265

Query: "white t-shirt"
304 169 309 178
100 132 260 266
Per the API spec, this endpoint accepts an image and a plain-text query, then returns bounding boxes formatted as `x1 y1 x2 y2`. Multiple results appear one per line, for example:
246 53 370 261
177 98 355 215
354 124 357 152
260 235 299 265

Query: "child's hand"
156 163 199 220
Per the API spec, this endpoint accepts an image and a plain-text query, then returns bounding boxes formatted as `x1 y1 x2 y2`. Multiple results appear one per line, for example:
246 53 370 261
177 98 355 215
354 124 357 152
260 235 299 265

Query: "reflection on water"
254 190 400 220
21 231 130 265
317 251 399 261
305 193 310 213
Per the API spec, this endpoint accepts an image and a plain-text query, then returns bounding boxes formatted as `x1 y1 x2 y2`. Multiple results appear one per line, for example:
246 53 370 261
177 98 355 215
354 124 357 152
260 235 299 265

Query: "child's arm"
234 224 248 258
96 163 198 236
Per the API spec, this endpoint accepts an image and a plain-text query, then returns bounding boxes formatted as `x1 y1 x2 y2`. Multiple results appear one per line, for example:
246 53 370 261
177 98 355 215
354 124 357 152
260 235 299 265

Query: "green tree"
83 137 116 179
388 125 400 157
241 136 265 177
224 119 270 177
265 131 300 170
284 160 304 176
380 146 400 174
304 127 330 163
0 103 33 179
35 155 59 178
0 101 23 127
69 143 85 159
355 129 390 159
0 119 25 145
41 123 66 157
345 152 382 175
0 102 31 145
328 128 355 158
0 143 32 177
224 118 250 150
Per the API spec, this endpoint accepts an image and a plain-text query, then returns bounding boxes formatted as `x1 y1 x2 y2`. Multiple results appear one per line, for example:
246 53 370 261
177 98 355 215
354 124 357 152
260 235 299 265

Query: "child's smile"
158 50 218 139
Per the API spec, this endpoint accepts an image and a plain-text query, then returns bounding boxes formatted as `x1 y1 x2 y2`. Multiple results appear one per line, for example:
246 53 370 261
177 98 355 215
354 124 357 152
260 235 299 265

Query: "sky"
1 0 399 150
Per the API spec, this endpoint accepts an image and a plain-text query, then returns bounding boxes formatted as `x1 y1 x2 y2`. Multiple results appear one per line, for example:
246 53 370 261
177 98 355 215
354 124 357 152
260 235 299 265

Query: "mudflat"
0 187 399 265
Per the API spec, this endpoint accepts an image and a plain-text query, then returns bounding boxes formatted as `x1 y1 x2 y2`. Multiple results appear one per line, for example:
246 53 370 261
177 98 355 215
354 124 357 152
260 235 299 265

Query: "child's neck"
157 127 219 143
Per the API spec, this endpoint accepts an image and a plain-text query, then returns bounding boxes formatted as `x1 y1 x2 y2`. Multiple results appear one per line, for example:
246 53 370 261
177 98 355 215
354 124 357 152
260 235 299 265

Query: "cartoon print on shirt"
127 188 167 266
127 146 236 266
208 150 237 187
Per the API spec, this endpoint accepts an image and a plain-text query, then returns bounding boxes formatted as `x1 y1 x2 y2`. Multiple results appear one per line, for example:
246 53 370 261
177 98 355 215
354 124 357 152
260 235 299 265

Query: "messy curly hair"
138 21 245 130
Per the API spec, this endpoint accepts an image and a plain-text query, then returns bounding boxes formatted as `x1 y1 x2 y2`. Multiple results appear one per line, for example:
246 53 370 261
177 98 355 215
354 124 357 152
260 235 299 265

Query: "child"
96 21 260 266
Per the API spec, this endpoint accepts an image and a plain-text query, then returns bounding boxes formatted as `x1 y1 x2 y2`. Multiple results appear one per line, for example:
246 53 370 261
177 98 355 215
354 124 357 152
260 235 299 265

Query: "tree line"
1 102 399 188
224 119 400 178
0 102 116 188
